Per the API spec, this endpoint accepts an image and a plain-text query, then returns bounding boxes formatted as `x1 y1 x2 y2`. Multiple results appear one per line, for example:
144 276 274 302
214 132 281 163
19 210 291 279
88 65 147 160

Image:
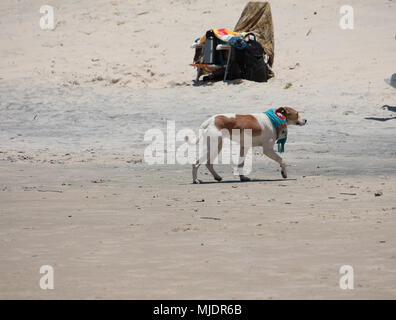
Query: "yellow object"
199 28 239 44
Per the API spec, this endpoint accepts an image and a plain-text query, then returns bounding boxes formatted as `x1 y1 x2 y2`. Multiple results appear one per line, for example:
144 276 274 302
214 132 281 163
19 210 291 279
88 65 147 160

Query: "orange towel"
199 28 239 44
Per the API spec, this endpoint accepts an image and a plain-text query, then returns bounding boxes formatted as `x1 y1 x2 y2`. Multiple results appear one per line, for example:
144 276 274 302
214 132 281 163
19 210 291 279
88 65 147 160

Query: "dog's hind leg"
206 164 222 182
192 161 201 184
192 127 209 184
237 145 251 182
192 139 210 184
205 136 223 182
192 136 211 184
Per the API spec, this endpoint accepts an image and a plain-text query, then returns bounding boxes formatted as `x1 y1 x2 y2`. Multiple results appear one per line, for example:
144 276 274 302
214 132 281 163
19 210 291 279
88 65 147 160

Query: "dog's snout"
298 119 307 126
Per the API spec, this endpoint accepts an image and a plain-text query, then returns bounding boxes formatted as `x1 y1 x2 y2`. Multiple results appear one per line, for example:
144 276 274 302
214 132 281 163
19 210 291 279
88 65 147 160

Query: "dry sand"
1 0 396 299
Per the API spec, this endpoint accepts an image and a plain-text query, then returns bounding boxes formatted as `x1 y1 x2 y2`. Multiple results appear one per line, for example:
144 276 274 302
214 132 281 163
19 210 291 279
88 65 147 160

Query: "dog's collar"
264 108 288 153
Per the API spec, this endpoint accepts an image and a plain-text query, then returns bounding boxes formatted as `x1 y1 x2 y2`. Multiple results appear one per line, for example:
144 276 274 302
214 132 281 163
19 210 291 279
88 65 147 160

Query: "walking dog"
186 107 307 183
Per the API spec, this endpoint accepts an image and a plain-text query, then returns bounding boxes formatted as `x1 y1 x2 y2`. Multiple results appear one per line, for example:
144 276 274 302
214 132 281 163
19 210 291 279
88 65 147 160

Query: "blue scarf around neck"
264 108 288 153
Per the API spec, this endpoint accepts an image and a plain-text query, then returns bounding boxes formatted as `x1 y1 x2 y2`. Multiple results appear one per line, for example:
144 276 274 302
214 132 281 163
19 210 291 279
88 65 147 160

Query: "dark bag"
236 40 269 82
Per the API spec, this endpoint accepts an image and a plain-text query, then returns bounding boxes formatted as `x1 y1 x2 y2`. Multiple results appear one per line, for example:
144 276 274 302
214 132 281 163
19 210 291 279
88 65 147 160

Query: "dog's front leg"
263 148 287 178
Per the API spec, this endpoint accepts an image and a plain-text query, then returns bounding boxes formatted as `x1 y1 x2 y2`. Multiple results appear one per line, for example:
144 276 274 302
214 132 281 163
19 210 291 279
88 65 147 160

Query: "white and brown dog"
186 107 307 183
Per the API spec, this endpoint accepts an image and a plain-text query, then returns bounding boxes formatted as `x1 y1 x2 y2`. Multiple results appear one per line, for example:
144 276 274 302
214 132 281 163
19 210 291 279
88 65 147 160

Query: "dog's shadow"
186 178 297 185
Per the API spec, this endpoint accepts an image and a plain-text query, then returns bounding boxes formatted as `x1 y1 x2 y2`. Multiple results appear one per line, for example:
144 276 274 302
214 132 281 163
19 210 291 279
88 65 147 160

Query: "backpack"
235 39 269 82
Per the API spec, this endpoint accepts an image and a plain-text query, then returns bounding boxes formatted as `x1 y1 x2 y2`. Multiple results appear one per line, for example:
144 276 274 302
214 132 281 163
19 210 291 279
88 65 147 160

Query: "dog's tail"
184 117 212 145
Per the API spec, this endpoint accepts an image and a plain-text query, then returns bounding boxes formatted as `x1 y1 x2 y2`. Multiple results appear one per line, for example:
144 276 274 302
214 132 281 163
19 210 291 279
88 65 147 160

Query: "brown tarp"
234 1 275 69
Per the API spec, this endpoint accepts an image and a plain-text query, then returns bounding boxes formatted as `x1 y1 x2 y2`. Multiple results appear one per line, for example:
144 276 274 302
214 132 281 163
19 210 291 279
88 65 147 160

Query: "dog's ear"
276 107 286 116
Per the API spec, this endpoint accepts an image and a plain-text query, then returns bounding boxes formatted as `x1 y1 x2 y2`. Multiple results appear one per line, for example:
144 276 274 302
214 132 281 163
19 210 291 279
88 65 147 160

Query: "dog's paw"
214 176 222 182
193 179 203 184
239 175 251 182
281 170 287 179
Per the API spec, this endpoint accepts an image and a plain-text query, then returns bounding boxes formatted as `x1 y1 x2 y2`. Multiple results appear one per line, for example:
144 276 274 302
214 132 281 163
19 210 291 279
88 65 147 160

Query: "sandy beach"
1 0 396 299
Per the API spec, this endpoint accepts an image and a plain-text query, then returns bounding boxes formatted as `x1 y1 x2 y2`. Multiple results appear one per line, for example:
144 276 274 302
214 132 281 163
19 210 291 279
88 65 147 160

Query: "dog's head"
276 106 307 126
